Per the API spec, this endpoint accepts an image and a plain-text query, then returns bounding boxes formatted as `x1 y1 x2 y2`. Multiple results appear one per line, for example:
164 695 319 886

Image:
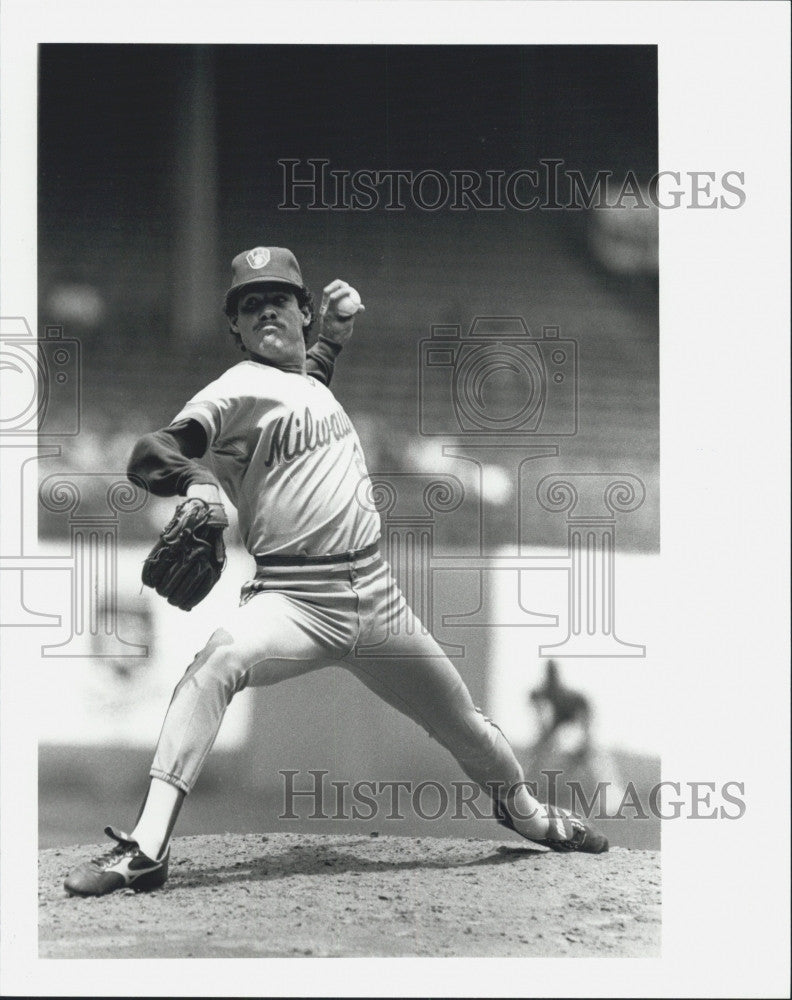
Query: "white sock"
131 778 184 860
508 785 553 840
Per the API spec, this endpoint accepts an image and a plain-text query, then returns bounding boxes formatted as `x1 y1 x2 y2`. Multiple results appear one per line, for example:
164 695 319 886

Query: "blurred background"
37 44 660 849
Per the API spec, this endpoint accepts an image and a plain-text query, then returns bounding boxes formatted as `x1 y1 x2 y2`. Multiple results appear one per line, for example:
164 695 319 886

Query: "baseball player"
64 246 608 897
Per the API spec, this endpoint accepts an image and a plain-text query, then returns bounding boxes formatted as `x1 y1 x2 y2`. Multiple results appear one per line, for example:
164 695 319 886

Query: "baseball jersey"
172 360 381 557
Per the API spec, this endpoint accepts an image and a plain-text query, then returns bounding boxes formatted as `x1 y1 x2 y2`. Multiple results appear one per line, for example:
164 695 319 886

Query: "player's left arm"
127 419 217 497
306 279 365 385
130 419 228 610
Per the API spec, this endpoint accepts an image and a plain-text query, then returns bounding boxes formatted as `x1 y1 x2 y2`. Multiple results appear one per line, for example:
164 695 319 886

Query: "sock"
507 784 552 840
130 777 185 860
505 787 576 841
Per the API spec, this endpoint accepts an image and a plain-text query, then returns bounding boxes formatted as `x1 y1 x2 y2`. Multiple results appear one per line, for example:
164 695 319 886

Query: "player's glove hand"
142 498 229 611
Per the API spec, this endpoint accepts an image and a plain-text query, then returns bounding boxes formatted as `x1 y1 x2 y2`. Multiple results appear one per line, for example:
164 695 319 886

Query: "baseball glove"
142 498 229 611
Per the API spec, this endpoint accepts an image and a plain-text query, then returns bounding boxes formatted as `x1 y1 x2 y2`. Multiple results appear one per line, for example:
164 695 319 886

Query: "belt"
254 540 380 568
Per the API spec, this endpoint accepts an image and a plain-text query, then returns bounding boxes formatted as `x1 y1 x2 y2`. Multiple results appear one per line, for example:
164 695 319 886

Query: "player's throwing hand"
318 279 365 346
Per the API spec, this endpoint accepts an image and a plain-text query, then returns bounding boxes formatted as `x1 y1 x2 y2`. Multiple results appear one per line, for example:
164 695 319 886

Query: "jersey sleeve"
170 369 240 447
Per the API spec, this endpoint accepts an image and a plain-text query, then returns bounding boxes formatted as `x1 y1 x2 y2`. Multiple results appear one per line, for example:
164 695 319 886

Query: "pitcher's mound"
40 832 660 957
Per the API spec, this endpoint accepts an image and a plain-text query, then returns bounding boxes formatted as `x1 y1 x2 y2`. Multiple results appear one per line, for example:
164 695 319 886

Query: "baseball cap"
224 246 304 312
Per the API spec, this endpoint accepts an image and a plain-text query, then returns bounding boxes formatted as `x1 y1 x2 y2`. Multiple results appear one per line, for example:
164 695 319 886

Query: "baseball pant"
150 547 526 802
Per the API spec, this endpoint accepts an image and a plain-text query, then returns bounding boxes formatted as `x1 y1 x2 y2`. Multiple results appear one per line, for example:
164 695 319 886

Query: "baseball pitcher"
64 246 608 897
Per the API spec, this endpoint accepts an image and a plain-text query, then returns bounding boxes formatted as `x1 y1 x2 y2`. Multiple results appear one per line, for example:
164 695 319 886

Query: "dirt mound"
39 832 660 957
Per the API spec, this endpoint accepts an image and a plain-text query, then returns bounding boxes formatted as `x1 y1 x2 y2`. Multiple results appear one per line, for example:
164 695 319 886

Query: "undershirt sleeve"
305 335 343 386
127 418 217 497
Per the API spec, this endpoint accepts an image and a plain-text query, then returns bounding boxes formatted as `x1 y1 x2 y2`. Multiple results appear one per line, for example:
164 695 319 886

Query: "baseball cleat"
63 826 169 897
495 800 609 854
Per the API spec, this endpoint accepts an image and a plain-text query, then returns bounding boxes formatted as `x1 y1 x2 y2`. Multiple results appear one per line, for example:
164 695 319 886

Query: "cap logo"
246 247 271 269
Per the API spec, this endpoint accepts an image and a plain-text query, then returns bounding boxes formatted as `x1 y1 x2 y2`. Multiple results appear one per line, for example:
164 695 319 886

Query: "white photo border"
1 1 789 997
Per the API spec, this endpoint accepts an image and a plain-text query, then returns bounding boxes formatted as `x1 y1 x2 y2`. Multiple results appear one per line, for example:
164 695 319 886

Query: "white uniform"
150 357 528 813
174 360 379 556
62 251 605 900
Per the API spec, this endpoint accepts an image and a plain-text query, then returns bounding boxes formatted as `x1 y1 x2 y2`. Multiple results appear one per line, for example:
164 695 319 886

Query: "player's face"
231 285 310 370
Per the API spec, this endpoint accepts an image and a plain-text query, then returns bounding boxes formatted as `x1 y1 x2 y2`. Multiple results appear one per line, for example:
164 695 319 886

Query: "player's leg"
139 591 348 851
343 562 607 851
343 640 555 841
343 561 550 837
64 589 349 896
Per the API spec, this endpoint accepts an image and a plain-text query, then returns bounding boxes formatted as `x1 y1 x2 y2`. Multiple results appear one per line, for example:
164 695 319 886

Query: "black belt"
254 540 380 568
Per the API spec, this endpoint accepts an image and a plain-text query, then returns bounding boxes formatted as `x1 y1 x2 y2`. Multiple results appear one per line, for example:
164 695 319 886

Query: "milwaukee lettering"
264 406 354 468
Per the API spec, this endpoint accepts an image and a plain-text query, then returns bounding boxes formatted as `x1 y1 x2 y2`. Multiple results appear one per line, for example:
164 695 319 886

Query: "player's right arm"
304 336 343 386
127 419 219 498
304 280 364 384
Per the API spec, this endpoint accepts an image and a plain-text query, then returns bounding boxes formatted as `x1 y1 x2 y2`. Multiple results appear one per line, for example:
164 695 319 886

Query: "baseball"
335 287 361 316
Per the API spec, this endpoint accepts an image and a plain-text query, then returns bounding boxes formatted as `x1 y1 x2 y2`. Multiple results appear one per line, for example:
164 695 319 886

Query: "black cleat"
495 800 609 854
63 826 169 897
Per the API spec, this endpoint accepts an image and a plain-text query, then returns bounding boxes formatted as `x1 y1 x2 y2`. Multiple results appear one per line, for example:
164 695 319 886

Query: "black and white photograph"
0 2 789 996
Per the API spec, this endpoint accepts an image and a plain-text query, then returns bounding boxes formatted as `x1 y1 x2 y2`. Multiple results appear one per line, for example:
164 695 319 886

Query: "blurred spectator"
587 193 659 275
46 283 105 328
529 659 592 763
